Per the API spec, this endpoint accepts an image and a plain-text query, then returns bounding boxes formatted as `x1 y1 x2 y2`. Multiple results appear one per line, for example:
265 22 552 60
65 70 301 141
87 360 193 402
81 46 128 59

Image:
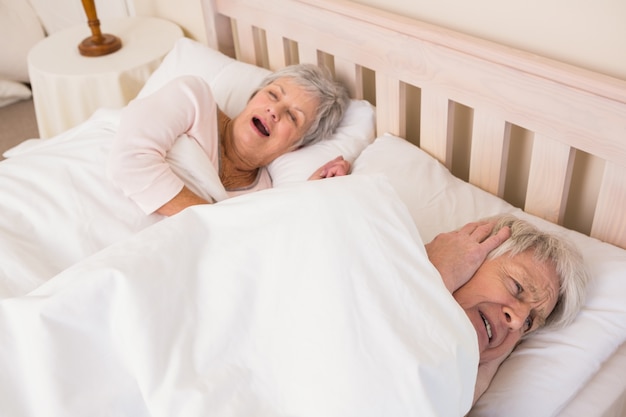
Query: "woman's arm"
155 185 210 216
108 76 217 215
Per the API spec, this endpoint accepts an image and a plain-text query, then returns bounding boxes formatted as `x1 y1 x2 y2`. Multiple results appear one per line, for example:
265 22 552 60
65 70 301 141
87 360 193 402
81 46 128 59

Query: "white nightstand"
28 17 183 138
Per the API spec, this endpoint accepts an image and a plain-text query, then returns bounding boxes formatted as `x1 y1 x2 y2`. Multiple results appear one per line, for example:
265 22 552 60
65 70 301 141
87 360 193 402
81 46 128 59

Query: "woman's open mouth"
253 117 270 136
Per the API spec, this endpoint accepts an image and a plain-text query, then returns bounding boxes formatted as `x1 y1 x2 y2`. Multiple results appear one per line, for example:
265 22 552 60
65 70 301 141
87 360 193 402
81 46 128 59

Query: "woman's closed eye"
267 90 297 123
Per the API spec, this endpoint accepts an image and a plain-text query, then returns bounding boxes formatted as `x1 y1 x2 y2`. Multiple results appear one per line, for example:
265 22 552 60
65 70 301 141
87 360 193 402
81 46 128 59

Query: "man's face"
453 249 560 364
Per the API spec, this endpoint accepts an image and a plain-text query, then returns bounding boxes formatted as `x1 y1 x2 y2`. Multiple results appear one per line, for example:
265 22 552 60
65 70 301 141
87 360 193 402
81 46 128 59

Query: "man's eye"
268 91 277 99
514 280 523 294
524 316 534 332
288 112 296 122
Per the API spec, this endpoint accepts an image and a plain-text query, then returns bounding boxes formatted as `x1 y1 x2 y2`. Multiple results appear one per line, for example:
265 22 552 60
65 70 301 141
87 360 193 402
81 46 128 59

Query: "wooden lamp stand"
78 0 122 57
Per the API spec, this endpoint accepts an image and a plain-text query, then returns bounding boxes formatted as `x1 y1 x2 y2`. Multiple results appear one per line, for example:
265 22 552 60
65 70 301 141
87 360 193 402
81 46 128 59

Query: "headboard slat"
203 0 235 57
420 88 454 168
334 57 363 100
469 112 511 197
266 32 289 70
524 136 575 224
233 21 257 65
591 162 626 248
297 43 319 66
375 73 406 138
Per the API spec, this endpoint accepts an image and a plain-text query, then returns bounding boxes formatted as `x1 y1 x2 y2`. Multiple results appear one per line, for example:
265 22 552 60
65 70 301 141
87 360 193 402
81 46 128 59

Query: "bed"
0 0 625 416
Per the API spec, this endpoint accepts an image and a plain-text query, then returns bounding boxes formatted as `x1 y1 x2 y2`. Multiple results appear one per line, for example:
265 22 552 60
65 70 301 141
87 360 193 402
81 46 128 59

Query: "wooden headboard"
201 0 626 249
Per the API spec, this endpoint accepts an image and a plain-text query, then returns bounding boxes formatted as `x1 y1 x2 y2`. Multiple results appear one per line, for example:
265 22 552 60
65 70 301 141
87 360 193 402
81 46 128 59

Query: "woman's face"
231 77 319 167
453 249 560 364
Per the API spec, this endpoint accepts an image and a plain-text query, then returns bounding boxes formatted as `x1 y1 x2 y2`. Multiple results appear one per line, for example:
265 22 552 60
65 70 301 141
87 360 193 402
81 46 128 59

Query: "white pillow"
0 79 32 108
352 134 626 417
0 0 46 82
137 37 375 185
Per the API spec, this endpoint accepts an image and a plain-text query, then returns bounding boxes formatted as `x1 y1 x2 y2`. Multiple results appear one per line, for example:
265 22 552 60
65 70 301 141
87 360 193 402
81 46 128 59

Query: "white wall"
351 0 626 81
28 0 133 34
133 0 207 44
25 0 206 49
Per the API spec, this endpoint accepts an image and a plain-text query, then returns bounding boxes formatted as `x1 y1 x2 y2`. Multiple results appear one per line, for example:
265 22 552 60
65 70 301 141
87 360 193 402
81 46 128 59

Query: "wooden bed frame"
202 0 626 250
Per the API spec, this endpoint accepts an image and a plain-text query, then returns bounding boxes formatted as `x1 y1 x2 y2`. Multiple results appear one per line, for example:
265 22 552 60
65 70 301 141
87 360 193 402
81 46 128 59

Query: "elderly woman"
107 64 350 216
425 214 589 404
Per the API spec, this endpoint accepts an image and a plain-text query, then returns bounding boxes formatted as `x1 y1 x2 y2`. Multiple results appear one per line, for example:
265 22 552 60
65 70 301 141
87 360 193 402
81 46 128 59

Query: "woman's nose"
503 301 530 331
266 105 282 121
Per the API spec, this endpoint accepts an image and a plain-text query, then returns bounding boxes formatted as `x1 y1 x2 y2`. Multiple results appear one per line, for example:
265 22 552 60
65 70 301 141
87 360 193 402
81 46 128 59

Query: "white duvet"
0 172 478 417
0 109 156 297
0 108 227 298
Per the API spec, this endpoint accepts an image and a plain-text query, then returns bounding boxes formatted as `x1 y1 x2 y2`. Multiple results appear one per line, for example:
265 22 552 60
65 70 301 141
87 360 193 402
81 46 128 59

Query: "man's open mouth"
253 117 270 136
480 312 492 342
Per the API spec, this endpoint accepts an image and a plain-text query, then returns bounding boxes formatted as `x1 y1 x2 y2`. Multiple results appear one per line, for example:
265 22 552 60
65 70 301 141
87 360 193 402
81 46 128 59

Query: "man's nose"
503 301 530 331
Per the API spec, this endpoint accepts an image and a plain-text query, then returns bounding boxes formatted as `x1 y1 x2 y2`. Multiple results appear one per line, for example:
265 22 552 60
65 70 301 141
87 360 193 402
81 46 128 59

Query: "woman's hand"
308 156 351 180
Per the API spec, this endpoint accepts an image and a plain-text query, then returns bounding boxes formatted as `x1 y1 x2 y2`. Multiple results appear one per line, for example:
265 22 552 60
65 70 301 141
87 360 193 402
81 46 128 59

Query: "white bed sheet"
0 174 478 417
559 341 626 417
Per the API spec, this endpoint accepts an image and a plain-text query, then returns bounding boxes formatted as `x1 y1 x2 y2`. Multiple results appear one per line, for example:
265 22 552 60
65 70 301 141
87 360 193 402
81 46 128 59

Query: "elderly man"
426 214 588 404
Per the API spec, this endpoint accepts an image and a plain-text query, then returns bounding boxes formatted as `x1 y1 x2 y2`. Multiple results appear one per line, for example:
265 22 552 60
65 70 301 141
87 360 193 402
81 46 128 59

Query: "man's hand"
308 156 351 180
425 220 511 293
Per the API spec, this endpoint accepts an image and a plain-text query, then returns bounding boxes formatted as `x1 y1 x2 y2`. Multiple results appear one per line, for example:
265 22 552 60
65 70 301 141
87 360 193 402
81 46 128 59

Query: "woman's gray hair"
487 214 589 332
254 63 350 147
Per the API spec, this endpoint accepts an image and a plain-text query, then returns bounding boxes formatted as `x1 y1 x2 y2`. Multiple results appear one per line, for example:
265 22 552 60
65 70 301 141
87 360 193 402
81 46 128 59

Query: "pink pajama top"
107 75 272 214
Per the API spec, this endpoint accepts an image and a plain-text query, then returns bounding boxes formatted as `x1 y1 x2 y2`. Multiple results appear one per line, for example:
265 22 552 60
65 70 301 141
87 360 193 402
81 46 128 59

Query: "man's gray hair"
255 63 350 147
487 214 589 332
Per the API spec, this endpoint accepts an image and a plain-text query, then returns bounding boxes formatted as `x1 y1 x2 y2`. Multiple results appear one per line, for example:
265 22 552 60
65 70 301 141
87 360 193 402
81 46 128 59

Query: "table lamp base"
78 34 122 57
